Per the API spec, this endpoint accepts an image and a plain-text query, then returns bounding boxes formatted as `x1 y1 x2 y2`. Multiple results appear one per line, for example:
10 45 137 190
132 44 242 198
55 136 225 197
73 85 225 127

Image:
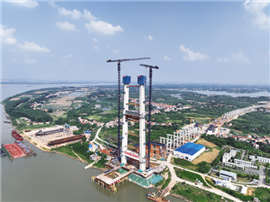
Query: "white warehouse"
174 142 205 162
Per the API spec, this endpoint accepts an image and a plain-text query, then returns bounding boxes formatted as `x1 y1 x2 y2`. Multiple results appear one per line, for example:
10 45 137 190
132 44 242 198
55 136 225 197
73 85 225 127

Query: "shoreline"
2 103 176 197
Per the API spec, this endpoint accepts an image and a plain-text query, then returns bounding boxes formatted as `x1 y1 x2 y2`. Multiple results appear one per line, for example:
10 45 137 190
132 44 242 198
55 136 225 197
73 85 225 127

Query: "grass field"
192 148 220 164
174 168 210 187
196 138 217 148
171 183 233 202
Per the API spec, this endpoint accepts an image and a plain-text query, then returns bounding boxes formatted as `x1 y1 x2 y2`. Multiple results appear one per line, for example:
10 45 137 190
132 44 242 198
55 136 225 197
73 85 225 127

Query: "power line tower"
107 57 150 160
139 64 159 169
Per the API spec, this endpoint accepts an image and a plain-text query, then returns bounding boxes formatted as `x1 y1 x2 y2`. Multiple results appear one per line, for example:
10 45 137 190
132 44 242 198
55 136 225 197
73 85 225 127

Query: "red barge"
11 130 23 141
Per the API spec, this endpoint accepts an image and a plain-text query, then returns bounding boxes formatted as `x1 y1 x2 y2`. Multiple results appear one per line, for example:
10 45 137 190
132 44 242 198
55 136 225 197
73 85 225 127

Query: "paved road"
93 126 118 149
241 150 246 160
259 166 266 184
155 153 242 202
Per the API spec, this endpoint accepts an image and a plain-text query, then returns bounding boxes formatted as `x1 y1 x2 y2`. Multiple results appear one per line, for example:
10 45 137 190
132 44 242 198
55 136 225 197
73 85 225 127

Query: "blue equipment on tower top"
123 76 131 84
137 75 146 85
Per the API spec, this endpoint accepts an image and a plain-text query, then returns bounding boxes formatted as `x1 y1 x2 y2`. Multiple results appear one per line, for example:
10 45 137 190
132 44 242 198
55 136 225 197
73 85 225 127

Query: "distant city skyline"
1 1 269 85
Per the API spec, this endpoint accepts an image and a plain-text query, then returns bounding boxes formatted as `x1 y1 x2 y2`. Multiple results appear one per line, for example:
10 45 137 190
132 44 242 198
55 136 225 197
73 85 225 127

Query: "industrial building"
249 155 270 163
173 142 205 162
219 170 237 181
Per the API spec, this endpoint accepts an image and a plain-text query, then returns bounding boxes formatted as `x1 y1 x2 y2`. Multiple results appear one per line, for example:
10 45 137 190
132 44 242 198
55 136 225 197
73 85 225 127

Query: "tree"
48 108 53 113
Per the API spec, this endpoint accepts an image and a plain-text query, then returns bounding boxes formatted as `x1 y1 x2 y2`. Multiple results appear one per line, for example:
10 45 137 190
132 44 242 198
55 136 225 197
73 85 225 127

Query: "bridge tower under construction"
121 75 147 171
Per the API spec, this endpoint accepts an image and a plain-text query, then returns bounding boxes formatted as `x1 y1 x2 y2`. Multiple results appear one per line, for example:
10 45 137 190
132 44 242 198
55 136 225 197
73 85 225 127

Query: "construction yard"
23 126 82 149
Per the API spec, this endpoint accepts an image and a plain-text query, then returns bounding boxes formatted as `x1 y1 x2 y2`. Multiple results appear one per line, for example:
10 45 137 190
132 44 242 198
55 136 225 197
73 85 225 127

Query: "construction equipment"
139 64 159 169
107 57 150 160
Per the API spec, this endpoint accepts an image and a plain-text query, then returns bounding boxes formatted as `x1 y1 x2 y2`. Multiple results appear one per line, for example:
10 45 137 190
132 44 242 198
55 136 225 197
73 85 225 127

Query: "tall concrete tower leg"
121 76 131 164
139 76 146 171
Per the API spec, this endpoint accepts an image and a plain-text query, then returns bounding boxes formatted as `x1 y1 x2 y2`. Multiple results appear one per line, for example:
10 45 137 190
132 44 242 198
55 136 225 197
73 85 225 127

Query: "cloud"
1 25 17 44
93 38 98 43
163 55 172 61
93 45 99 50
243 0 269 30
58 7 96 20
24 58 36 64
62 54 74 59
179 45 209 61
83 9 96 20
58 7 81 19
85 21 123 35
216 57 229 62
148 35 153 40
5 0 39 8
55 21 80 32
19 42 50 52
232 51 250 63
113 50 119 54
48 1 57 8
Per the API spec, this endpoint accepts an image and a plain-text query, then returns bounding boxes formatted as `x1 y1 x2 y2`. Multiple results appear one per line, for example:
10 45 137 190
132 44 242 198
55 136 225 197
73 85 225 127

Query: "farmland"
192 138 220 164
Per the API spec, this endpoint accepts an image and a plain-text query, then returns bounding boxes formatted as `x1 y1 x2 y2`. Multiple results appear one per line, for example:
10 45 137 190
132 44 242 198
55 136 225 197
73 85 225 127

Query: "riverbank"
1 103 11 119
170 193 190 202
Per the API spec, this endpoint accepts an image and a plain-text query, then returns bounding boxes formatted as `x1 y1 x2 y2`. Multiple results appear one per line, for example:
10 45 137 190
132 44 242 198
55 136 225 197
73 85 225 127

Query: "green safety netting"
117 168 128 175
150 175 163 185
128 173 156 188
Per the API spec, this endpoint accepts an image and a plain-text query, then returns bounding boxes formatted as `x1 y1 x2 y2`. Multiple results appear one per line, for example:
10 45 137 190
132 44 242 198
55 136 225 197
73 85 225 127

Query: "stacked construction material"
47 135 84 146
35 128 63 136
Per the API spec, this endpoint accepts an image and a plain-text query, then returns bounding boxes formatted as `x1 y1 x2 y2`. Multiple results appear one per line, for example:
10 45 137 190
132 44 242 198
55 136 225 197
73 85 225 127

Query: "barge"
11 130 23 141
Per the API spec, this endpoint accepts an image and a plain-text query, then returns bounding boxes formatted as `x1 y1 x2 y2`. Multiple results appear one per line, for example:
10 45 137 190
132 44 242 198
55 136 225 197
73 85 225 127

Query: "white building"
174 142 205 162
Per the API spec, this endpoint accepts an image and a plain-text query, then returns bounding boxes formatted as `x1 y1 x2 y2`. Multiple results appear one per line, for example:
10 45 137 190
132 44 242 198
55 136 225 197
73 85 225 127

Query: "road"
155 153 243 202
259 166 266 184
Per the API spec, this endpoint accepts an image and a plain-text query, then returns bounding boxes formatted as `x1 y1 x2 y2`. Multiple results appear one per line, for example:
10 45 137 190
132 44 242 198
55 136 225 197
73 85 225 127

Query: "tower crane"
107 57 150 159
139 64 159 169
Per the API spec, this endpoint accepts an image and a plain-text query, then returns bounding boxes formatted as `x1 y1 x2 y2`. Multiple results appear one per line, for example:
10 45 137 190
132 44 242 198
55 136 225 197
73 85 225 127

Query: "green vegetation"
211 148 228 167
155 178 165 187
52 138 94 164
161 172 171 189
230 111 270 137
202 134 270 157
173 158 211 174
174 168 210 187
171 182 233 202
254 187 270 202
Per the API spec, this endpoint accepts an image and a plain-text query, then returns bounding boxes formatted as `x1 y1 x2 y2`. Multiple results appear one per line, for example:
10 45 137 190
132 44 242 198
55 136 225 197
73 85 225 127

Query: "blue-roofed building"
173 142 205 162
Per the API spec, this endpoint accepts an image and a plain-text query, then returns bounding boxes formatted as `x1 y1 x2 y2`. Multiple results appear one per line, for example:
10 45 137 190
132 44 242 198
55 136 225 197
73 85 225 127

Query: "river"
183 90 270 97
0 84 182 202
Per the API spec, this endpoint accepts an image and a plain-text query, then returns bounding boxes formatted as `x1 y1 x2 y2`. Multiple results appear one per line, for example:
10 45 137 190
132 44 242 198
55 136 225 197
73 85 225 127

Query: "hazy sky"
1 0 269 85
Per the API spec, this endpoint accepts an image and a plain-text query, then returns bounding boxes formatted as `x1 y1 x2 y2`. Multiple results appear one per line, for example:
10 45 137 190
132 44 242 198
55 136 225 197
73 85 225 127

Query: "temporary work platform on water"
2 141 36 160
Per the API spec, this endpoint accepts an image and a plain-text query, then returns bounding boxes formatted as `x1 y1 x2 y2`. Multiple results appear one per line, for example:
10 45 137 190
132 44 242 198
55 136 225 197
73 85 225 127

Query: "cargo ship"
11 130 23 141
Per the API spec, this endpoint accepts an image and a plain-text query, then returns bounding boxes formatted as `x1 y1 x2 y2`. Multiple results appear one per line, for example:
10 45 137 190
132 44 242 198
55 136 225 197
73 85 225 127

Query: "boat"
3 121 11 123
11 130 23 141
1 147 7 157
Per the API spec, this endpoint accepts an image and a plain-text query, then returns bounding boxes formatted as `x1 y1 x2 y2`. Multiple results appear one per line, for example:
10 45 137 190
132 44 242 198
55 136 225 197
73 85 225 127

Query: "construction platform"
2 141 36 160
91 163 165 193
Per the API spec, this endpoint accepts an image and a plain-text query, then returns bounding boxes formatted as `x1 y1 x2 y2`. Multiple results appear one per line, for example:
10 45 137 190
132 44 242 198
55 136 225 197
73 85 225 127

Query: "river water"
183 90 270 97
0 84 182 202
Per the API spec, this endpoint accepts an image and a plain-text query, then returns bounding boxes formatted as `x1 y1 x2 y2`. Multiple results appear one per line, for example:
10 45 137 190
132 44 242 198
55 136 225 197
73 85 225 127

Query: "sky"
1 0 269 85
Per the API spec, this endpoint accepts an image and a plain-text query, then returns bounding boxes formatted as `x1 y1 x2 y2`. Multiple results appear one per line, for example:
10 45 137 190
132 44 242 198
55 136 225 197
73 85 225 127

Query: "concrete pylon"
121 76 131 164
138 75 146 171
